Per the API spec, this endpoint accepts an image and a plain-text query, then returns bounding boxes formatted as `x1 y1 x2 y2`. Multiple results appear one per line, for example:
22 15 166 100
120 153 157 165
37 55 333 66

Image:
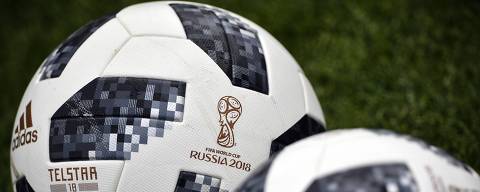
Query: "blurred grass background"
1 0 479 191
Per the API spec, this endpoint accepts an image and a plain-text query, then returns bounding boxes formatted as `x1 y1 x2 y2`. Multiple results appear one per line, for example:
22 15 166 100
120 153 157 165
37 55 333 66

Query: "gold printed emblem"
217 96 242 148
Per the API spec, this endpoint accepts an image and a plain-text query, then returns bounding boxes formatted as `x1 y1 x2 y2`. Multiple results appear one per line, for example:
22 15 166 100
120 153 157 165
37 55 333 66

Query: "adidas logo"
11 101 38 151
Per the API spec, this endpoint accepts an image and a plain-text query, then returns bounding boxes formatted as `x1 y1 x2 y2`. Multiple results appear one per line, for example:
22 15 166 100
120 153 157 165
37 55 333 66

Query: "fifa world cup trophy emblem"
217 96 242 148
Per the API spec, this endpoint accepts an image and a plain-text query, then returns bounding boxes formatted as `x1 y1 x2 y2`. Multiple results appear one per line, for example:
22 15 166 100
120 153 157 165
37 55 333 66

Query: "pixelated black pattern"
175 171 223 192
305 163 419 192
51 77 186 120
170 4 232 78
49 77 186 162
171 4 268 94
270 115 325 156
236 156 276 192
15 176 35 192
213 9 268 94
39 14 115 80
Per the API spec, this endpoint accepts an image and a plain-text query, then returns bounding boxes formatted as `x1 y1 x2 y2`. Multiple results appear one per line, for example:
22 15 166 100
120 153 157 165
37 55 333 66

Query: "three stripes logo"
11 101 38 151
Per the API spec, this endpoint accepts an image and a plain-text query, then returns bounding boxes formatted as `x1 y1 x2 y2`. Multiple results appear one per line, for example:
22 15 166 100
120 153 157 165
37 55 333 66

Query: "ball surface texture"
10 1 326 191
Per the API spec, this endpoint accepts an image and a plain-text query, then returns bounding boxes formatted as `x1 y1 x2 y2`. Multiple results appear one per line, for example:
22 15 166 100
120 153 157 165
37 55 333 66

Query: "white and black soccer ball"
237 128 480 192
10 1 326 192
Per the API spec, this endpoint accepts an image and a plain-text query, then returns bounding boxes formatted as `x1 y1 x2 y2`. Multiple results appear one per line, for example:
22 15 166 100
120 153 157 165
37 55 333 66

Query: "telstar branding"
48 166 99 192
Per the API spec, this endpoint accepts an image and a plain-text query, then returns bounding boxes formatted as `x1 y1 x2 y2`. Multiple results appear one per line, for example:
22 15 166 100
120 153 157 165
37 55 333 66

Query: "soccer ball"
10 1 326 191
237 128 480 192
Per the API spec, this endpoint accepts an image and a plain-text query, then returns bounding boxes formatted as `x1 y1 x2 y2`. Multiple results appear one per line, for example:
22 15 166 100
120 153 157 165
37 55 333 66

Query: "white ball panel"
102 37 194 82
117 2 186 38
258 30 307 137
299 73 326 126
317 132 419 176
